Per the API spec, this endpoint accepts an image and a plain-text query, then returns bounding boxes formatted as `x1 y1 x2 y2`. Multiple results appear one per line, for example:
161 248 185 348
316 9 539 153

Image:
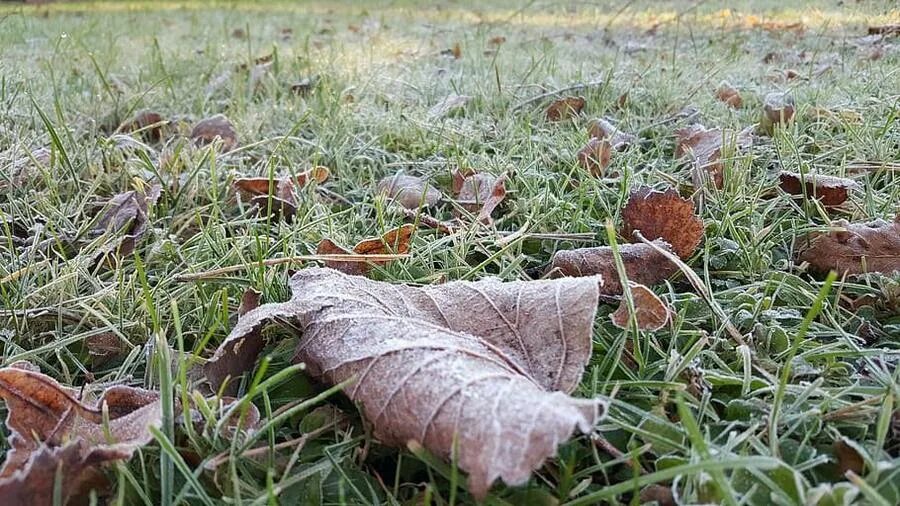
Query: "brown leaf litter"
610 283 671 331
761 91 796 133
797 217 900 275
191 114 238 152
675 124 752 189
117 110 166 142
202 267 606 500
547 240 679 295
545 96 586 121
451 169 507 223
577 138 612 177
715 81 743 108
376 174 443 209
588 118 635 150
0 363 161 504
91 184 161 259
621 186 704 259
778 171 858 206
316 224 414 276
233 166 330 222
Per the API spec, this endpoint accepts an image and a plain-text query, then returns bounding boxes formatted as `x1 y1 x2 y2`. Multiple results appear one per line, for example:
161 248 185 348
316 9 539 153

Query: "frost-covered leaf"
545 96 585 121
778 171 858 206
675 124 752 189
376 174 443 209
798 218 900 275
621 186 704 259
316 224 414 276
203 268 605 499
610 283 671 331
191 114 238 152
548 240 678 295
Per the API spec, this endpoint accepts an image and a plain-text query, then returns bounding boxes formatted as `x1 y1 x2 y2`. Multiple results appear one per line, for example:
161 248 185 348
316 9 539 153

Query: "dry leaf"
778 171 858 206
798 218 900 275
868 25 900 36
317 224 414 276
610 283 671 331
428 94 471 119
639 484 676 506
231 28 246 39
233 167 329 201
545 96 586 121
488 35 506 46
376 174 443 209
675 124 753 189
834 438 866 476
715 82 743 108
85 332 130 366
621 186 704 259
548 240 678 295
239 288 262 317
0 364 161 504
762 91 796 131
453 170 507 223
2 147 51 189
576 138 612 177
91 184 161 259
588 118 635 150
117 110 165 142
191 114 238 152
203 267 605 500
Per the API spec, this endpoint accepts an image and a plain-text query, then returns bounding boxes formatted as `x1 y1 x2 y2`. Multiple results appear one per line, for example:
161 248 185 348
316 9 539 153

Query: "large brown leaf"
798 218 900 275
547 240 678 295
203 268 605 499
621 186 704 259
675 124 752 189
778 171 858 206
0 364 161 503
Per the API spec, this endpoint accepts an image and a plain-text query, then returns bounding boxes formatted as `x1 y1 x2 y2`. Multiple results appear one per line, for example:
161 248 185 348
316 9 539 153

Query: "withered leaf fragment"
203 268 605 499
548 240 678 295
577 138 612 177
762 91 796 132
452 170 507 223
191 114 238 152
715 82 743 108
91 184 161 259
545 96 586 121
234 167 329 222
376 174 443 209
117 110 166 142
610 283 671 331
621 186 704 259
316 224 414 276
0 364 161 504
778 171 858 206
239 288 262 317
588 118 635 150
798 218 900 275
675 124 752 189
85 332 131 366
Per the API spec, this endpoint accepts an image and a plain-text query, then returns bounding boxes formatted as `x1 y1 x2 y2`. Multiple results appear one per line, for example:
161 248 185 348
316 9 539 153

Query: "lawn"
1 0 899 504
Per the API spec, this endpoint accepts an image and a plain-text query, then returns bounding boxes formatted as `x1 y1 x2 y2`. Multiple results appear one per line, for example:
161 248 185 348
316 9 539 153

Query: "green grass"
1 0 899 504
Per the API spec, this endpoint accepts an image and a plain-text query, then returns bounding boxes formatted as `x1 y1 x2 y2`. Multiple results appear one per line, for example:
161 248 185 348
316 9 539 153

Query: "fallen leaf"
376 174 443 209
203 267 606 500
868 25 900 36
548 240 679 295
762 91 796 131
778 171 858 206
453 170 507 223
0 364 161 504
191 114 238 152
783 68 801 80
488 35 506 46
317 224 414 276
675 124 752 189
290 76 317 96
610 283 671 331
233 166 329 201
639 484 676 506
239 288 262 317
545 96 586 121
715 81 742 108
84 332 130 366
834 438 866 476
588 118 635 149
798 217 900 275
440 42 462 59
576 138 612 177
621 186 704 259
231 28 246 39
91 184 161 259
428 94 471 119
117 110 166 142
2 147 51 189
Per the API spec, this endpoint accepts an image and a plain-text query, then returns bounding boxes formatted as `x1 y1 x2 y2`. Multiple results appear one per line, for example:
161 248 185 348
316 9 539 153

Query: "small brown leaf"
117 110 166 142
675 124 752 189
545 96 586 121
834 438 866 476
191 114 238 152
762 91 796 130
85 332 130 366
621 186 704 259
577 138 612 177
588 118 634 150
204 267 606 500
453 171 507 223
0 365 161 503
715 81 743 108
234 167 329 200
238 288 262 317
91 184 161 259
376 174 443 209
488 35 506 46
778 171 858 206
798 218 900 275
317 224 414 276
639 484 676 506
610 283 671 331
548 240 679 295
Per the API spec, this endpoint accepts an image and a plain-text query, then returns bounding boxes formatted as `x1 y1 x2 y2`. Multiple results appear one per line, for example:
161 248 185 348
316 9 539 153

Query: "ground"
1 0 899 504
